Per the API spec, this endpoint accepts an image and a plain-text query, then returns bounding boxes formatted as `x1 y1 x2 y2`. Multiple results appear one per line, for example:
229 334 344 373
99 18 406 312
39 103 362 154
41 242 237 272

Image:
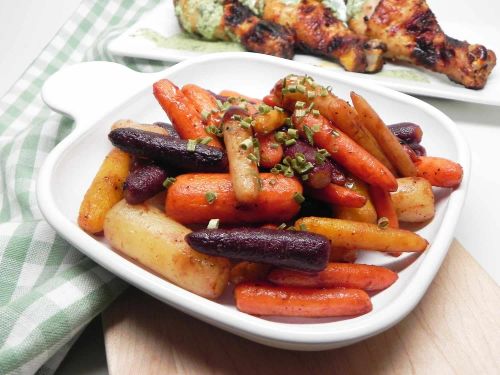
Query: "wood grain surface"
103 240 500 375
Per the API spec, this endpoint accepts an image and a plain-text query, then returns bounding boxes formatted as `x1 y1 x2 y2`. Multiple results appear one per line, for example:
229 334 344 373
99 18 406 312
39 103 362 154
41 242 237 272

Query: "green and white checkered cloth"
0 1 172 373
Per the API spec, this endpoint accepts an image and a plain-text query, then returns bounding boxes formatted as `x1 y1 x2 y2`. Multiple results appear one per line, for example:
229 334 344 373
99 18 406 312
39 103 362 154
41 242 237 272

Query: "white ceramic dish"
39 53 469 350
107 0 500 106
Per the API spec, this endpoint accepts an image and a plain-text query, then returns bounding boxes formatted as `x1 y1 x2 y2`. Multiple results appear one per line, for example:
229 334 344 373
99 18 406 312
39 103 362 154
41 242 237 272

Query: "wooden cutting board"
102 240 500 375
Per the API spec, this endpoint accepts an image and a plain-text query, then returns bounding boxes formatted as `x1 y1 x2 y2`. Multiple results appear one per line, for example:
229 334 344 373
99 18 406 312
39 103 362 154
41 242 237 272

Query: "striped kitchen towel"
0 1 169 373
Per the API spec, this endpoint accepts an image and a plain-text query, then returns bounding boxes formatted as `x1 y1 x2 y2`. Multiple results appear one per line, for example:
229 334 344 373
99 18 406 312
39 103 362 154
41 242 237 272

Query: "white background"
0 0 499 373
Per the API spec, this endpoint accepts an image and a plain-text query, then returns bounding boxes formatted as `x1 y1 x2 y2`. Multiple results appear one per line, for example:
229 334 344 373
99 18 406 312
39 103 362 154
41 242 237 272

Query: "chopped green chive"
205 191 217 204
312 109 320 116
299 223 308 231
270 143 279 149
207 218 220 229
295 109 307 118
378 217 389 229
285 139 296 146
198 137 212 145
277 223 287 230
275 131 287 143
162 177 176 189
315 149 330 164
187 139 198 152
258 103 272 114
283 168 294 177
240 138 254 150
231 114 241 121
201 109 210 120
303 125 315 145
247 153 259 163
297 84 306 93
206 125 222 137
295 101 306 109
287 128 299 139
293 192 305 204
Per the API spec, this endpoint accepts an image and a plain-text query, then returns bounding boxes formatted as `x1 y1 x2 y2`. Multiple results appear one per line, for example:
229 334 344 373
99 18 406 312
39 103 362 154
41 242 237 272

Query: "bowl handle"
42 61 163 130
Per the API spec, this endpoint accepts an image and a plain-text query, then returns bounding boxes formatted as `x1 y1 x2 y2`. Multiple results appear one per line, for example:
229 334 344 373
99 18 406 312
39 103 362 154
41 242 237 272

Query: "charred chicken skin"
348 0 496 89
174 0 295 58
261 0 386 73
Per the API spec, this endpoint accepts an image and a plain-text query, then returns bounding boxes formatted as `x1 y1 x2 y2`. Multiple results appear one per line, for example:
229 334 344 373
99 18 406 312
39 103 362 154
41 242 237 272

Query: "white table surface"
1 0 499 374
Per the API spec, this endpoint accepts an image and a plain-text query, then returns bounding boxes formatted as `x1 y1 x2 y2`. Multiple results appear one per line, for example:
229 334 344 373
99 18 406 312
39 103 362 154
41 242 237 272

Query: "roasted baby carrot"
258 132 284 169
415 156 463 188
234 282 372 317
268 263 398 292
314 97 396 174
351 92 417 177
294 113 398 191
78 148 131 234
369 185 399 229
263 94 279 107
222 108 260 204
182 83 219 114
165 173 302 224
153 79 222 148
252 109 287 135
306 183 367 208
334 177 377 224
296 217 428 252
369 185 401 256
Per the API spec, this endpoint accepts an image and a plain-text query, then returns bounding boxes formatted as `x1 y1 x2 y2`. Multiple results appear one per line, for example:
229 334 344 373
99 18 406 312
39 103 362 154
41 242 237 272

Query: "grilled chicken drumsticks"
348 0 496 89
261 0 386 73
174 0 295 59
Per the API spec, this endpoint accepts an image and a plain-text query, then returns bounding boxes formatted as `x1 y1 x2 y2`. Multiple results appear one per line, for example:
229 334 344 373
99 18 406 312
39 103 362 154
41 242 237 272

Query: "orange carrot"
165 173 302 224
368 185 399 229
369 185 401 257
351 92 417 177
234 282 372 317
306 183 367 208
219 90 261 104
296 217 428 253
153 79 222 148
253 110 287 135
294 113 398 191
258 133 284 169
415 156 463 188
181 84 218 114
263 94 279 107
268 263 398 292
334 176 377 224
316 97 396 174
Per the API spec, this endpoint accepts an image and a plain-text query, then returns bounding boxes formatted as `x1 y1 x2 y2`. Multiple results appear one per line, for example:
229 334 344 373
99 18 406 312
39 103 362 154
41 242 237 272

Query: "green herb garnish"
207 218 220 229
205 191 217 205
293 192 305 204
162 177 176 189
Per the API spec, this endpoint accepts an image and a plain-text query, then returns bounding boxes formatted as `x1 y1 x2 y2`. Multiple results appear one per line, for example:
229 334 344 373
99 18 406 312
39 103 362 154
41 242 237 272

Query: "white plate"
39 53 470 350
107 0 500 106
